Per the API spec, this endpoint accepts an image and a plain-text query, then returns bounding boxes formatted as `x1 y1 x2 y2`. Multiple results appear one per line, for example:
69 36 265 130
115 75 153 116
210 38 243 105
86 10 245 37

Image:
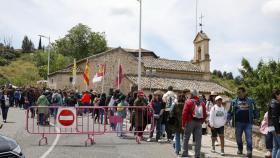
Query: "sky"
0 0 280 76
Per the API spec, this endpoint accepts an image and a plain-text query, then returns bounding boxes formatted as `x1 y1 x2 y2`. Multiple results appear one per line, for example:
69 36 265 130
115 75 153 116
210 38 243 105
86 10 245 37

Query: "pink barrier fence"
26 105 155 146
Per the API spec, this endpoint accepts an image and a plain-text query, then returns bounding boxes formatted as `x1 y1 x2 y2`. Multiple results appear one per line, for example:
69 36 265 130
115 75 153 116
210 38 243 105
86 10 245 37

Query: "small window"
51 79 53 83
198 47 202 60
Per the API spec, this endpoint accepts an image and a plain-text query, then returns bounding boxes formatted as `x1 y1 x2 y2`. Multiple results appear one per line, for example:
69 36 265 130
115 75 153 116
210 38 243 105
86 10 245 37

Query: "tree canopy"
239 58 280 118
21 35 34 53
54 23 107 60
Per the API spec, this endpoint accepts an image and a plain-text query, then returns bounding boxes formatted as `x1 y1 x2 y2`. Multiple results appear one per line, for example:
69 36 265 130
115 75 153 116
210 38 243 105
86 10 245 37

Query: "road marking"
39 123 60 158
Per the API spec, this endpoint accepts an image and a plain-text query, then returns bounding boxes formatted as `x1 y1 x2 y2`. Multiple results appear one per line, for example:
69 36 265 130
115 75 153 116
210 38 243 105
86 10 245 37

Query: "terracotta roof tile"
141 57 202 72
126 75 229 94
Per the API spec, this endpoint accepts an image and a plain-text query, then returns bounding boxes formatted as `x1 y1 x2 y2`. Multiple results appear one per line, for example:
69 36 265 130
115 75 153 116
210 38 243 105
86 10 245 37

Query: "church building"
48 31 230 96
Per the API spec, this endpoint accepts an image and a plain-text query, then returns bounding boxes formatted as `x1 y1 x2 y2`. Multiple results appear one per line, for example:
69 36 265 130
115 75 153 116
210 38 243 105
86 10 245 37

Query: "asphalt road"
0 108 265 158
0 108 177 158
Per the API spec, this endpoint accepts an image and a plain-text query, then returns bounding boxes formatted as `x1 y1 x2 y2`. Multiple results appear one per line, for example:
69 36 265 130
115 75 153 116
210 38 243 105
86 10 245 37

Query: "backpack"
52 94 59 104
191 99 203 119
4 96 10 107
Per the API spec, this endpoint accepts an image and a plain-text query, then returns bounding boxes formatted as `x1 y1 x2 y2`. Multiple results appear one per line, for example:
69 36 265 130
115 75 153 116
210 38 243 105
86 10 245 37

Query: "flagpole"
101 57 106 93
117 59 120 89
72 58 76 89
85 59 89 91
137 0 142 91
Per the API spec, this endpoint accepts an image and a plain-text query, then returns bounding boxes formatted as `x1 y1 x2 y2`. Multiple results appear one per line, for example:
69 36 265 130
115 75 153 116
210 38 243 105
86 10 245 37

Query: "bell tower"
192 30 211 73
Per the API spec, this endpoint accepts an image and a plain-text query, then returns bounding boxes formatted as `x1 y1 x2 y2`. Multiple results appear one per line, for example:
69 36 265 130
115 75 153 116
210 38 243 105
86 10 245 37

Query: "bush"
0 52 16 60
0 57 10 66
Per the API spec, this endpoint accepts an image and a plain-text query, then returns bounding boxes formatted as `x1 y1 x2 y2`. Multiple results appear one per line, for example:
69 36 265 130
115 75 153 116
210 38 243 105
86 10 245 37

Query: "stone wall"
224 125 266 151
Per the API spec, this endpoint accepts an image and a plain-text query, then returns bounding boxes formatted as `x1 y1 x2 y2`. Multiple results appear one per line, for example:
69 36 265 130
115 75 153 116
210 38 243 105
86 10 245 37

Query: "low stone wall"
224 125 266 151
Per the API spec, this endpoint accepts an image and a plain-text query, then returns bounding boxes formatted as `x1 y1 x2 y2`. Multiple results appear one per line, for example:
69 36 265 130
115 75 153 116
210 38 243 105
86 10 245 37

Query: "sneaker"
221 149 225 156
158 139 166 143
247 151 252 158
237 150 243 155
147 138 152 142
181 154 188 158
211 146 215 153
215 141 220 146
0 124 3 129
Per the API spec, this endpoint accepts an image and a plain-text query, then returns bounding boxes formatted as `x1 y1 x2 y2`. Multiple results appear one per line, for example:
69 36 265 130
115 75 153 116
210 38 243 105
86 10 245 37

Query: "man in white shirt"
209 96 227 156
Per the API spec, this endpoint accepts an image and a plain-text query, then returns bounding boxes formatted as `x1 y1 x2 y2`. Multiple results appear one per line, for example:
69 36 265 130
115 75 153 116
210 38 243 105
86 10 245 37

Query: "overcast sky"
0 0 280 75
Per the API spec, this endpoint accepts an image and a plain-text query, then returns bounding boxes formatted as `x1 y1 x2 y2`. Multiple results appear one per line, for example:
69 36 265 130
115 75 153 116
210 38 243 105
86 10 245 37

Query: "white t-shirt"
209 104 227 128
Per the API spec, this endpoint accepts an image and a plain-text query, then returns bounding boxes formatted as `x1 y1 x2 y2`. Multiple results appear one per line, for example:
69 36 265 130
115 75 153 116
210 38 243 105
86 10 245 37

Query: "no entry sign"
57 107 76 128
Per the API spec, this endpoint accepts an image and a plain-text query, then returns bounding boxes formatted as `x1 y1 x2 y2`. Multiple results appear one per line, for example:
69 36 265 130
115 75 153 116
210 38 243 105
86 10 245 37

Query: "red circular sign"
58 109 75 126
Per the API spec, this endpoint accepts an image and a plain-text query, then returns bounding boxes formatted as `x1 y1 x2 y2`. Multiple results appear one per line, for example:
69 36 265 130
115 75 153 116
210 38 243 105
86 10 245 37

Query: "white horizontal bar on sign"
59 116 74 121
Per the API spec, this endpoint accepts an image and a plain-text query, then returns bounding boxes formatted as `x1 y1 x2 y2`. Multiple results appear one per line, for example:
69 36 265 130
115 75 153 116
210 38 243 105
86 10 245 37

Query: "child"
260 112 273 158
209 96 227 156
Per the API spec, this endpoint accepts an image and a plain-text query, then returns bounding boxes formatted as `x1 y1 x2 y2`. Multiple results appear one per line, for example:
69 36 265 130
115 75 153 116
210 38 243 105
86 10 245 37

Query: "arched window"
197 46 201 60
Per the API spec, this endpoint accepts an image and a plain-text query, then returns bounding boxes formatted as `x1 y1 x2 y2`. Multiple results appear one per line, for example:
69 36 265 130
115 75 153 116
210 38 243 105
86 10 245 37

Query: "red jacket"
81 93 91 103
182 96 207 128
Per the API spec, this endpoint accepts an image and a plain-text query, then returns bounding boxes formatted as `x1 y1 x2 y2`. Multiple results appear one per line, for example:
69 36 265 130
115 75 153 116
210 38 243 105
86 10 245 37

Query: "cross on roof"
199 13 204 32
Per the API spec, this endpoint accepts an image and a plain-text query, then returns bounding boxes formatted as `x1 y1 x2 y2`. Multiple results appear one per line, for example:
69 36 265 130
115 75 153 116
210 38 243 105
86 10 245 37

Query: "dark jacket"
172 102 184 133
268 99 280 134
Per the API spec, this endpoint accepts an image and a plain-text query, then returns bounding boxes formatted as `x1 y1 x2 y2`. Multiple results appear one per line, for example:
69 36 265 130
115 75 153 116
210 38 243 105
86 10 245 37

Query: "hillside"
0 54 42 86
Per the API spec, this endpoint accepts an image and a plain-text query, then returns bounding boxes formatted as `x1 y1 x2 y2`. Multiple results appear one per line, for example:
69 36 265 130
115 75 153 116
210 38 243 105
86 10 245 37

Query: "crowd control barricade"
26 105 155 146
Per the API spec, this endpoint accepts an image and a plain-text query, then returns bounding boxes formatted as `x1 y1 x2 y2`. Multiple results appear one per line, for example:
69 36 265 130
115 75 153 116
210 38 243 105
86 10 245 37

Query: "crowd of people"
1 84 280 158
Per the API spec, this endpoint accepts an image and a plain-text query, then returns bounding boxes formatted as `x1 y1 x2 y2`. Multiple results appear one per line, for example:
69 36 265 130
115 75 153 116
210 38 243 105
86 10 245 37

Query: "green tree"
34 50 73 79
38 36 42 50
22 36 34 53
54 23 107 60
239 58 280 119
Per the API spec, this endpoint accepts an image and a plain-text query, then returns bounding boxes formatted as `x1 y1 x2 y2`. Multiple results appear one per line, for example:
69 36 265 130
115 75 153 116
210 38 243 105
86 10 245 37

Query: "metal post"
47 36 50 85
38 34 51 88
137 0 142 91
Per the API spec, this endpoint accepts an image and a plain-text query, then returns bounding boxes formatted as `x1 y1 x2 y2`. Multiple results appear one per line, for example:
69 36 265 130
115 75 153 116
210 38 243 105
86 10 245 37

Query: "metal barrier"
26 105 155 146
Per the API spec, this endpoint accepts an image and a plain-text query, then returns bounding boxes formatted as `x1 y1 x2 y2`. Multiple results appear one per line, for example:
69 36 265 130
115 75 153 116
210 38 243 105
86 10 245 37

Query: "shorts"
211 126 224 137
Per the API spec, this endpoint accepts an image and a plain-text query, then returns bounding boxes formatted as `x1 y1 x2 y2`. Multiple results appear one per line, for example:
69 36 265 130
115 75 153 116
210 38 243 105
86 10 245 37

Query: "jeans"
235 122 252 152
38 113 46 125
100 109 104 124
272 132 280 158
175 132 181 153
83 103 90 113
116 113 124 136
1 106 9 121
182 120 202 157
149 117 162 141
266 131 273 151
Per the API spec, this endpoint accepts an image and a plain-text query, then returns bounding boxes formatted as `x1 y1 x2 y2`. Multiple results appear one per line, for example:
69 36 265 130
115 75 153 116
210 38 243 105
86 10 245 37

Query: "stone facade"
224 125 266 151
48 31 230 96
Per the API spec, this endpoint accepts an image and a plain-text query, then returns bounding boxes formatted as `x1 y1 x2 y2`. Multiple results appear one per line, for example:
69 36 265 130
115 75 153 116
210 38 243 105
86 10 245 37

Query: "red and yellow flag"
97 64 106 77
83 59 90 85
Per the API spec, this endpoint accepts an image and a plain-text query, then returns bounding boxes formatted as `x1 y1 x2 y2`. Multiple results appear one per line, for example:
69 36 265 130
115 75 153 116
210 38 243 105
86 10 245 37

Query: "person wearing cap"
147 90 165 142
209 96 227 156
181 89 207 158
134 90 148 141
206 91 218 144
227 87 259 157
